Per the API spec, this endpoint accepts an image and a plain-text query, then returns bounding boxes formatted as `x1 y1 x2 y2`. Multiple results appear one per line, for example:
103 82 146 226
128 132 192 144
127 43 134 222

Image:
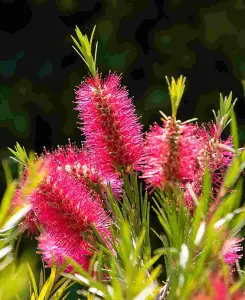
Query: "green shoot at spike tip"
213 91 237 134
165 75 186 119
71 25 98 78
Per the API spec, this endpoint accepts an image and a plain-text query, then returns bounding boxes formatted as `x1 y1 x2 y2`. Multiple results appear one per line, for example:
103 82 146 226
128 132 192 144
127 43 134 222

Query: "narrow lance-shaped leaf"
27 263 39 299
231 108 239 151
71 25 97 77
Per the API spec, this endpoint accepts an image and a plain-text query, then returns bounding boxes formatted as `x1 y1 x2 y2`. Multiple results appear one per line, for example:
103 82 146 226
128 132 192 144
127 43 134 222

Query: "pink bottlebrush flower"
190 122 233 211
194 270 245 300
38 233 91 272
29 167 111 270
208 272 229 300
222 237 244 265
44 142 122 197
11 146 112 270
12 189 38 234
141 118 234 210
194 273 229 300
75 73 143 171
198 123 233 188
184 123 233 209
11 161 47 234
141 118 203 193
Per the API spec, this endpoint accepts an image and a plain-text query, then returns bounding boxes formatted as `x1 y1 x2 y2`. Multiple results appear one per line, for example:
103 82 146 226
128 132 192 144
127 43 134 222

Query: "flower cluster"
141 119 233 210
8 27 244 299
12 72 144 270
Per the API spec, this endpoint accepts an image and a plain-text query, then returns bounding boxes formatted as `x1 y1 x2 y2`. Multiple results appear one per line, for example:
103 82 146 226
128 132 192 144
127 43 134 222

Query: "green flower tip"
165 75 186 119
214 91 237 132
71 25 98 78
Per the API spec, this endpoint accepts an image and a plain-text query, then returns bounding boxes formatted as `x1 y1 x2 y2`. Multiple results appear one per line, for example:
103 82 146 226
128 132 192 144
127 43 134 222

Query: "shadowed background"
0 0 245 297
1 0 245 160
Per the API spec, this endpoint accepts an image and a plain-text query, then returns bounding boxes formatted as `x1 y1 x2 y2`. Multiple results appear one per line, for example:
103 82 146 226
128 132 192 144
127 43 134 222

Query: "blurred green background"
0 0 245 297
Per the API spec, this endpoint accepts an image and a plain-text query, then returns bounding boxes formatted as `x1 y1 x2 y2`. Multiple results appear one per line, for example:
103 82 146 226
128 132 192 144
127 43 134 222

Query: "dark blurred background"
1 0 245 171
1 0 245 297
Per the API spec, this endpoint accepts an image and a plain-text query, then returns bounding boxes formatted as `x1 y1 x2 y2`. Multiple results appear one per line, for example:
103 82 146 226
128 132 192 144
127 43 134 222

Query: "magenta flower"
12 145 113 270
29 166 111 270
38 233 91 272
222 237 243 265
75 73 143 171
193 270 245 299
185 123 233 209
11 164 46 234
44 143 122 197
198 123 233 193
141 118 233 209
141 118 203 193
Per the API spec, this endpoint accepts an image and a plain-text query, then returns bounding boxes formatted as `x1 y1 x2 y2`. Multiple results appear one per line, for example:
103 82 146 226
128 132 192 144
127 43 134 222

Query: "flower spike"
76 73 143 171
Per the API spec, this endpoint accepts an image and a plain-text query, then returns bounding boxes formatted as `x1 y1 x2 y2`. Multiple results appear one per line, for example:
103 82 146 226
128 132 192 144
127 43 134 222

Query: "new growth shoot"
71 26 98 78
165 75 186 120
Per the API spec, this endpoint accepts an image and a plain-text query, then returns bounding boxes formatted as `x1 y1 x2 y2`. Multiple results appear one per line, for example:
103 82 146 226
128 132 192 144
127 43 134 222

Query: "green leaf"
2 160 13 185
66 260 109 297
8 142 29 165
71 26 97 77
224 92 233 113
131 229 145 264
230 272 245 295
231 108 239 151
27 263 39 299
38 266 56 300
190 168 210 250
39 269 44 293
165 75 186 118
219 93 224 117
0 181 16 227
51 279 73 300
215 92 237 132
61 291 70 300
89 25 96 46
107 187 124 224
110 255 123 300
30 294 36 300
220 156 240 195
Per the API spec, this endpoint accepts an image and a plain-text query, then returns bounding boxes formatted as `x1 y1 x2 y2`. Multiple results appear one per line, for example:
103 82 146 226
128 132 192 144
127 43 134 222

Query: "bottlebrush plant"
0 26 245 300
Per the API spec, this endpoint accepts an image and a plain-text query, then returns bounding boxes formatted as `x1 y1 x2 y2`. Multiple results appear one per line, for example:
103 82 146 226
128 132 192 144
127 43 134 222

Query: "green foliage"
0 145 72 299
149 115 245 299
0 250 37 299
165 75 186 119
0 149 46 299
213 92 237 133
28 263 73 300
63 172 160 299
71 26 98 77
58 119 245 299
8 142 29 166
4 95 243 300
230 108 239 151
